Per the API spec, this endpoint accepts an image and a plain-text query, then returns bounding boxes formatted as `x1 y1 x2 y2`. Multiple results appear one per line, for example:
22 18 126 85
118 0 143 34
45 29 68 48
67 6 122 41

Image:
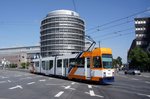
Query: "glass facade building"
40 10 85 57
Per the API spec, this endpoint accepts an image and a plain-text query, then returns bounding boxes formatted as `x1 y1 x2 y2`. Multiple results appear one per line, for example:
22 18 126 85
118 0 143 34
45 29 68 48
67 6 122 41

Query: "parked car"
124 69 141 75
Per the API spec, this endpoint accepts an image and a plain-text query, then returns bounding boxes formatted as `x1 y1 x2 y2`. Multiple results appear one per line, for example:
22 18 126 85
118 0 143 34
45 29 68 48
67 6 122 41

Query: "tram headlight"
103 72 106 77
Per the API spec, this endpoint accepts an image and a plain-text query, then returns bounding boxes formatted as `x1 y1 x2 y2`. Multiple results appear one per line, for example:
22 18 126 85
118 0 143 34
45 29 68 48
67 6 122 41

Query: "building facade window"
136 41 141 45
135 27 146 31
135 20 146 24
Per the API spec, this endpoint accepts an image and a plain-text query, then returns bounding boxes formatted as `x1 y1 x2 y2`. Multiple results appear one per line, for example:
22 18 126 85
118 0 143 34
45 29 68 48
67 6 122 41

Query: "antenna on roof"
72 0 77 12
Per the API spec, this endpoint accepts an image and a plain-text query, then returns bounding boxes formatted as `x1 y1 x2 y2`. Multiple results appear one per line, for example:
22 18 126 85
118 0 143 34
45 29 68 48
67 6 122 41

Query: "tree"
116 56 122 67
129 47 150 71
112 56 122 69
112 59 118 68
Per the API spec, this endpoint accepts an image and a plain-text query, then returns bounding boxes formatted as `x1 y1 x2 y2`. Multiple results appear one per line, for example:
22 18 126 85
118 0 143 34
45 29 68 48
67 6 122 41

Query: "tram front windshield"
102 54 113 69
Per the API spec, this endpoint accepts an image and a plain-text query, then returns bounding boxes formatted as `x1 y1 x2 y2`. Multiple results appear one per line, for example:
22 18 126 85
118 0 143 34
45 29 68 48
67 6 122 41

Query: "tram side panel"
55 58 75 77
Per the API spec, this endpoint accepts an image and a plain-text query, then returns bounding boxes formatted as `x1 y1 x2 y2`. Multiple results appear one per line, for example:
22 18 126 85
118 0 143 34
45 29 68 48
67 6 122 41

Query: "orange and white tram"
31 47 115 83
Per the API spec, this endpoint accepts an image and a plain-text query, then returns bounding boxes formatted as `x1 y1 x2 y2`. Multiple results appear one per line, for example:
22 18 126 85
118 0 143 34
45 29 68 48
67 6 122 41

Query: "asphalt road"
0 69 150 99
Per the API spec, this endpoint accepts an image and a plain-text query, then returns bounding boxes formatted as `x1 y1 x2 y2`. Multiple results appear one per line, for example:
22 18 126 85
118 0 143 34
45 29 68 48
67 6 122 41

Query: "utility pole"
99 41 101 48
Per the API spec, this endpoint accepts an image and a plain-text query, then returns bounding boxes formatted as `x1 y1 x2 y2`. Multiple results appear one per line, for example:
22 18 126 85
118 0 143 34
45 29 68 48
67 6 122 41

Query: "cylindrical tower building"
40 10 85 57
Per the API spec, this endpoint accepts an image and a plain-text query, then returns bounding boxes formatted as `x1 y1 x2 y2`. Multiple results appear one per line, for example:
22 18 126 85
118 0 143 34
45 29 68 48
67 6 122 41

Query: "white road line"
95 94 104 98
9 85 23 90
131 78 139 80
119 75 128 78
88 85 92 89
65 86 70 89
2 76 8 79
89 90 95 96
85 91 104 98
21 77 32 80
39 79 46 82
54 91 64 97
49 78 54 80
0 81 6 84
14 75 22 77
145 81 150 84
7 80 11 83
71 82 75 85
137 93 150 98
27 82 35 85
62 86 76 90
143 75 150 78
46 84 64 86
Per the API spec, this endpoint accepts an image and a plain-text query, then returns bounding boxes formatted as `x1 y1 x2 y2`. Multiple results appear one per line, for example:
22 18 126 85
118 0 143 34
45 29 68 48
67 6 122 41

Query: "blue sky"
0 0 150 63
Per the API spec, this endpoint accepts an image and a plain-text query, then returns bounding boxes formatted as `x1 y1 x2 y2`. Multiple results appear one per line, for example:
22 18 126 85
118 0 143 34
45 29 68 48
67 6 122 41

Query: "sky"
0 0 150 63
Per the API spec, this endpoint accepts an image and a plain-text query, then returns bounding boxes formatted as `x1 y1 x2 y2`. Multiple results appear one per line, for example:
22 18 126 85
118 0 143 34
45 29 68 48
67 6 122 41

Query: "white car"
124 69 141 75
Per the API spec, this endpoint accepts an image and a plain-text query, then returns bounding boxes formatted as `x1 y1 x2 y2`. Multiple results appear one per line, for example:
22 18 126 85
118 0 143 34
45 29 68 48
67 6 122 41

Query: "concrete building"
0 46 40 67
127 17 150 71
134 17 150 52
128 17 150 56
40 10 85 57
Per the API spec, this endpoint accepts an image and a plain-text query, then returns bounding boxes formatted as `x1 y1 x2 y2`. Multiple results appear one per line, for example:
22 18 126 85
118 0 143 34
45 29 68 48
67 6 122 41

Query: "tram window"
102 54 113 69
87 58 90 68
63 59 68 67
35 62 39 67
69 58 76 66
42 61 45 70
77 58 84 67
49 60 53 70
57 59 62 67
45 61 49 70
93 56 101 68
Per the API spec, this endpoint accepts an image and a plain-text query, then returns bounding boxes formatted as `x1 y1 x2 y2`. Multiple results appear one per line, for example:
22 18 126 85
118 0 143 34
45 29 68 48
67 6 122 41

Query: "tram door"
85 57 91 79
63 59 68 77
45 61 49 75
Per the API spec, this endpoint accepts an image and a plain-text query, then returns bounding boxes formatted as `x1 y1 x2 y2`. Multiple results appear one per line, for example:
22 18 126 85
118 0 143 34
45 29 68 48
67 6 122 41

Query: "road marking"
119 75 128 78
65 85 70 89
48 78 54 80
71 82 75 85
21 77 32 80
0 81 6 84
39 79 46 82
88 85 92 89
89 90 95 96
9 85 23 90
132 78 139 80
2 76 8 79
85 92 104 98
54 91 64 97
46 84 64 86
62 86 76 90
15 75 22 77
7 80 11 83
137 93 150 98
95 94 104 98
145 81 150 84
27 82 35 85
143 75 150 78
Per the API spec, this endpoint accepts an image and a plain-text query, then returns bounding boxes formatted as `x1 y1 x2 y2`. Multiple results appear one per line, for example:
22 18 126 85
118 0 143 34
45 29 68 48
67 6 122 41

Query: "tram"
31 47 115 83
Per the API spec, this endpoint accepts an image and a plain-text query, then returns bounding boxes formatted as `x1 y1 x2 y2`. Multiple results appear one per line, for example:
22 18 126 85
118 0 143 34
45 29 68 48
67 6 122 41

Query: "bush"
21 62 30 69
9 64 17 68
21 62 26 69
